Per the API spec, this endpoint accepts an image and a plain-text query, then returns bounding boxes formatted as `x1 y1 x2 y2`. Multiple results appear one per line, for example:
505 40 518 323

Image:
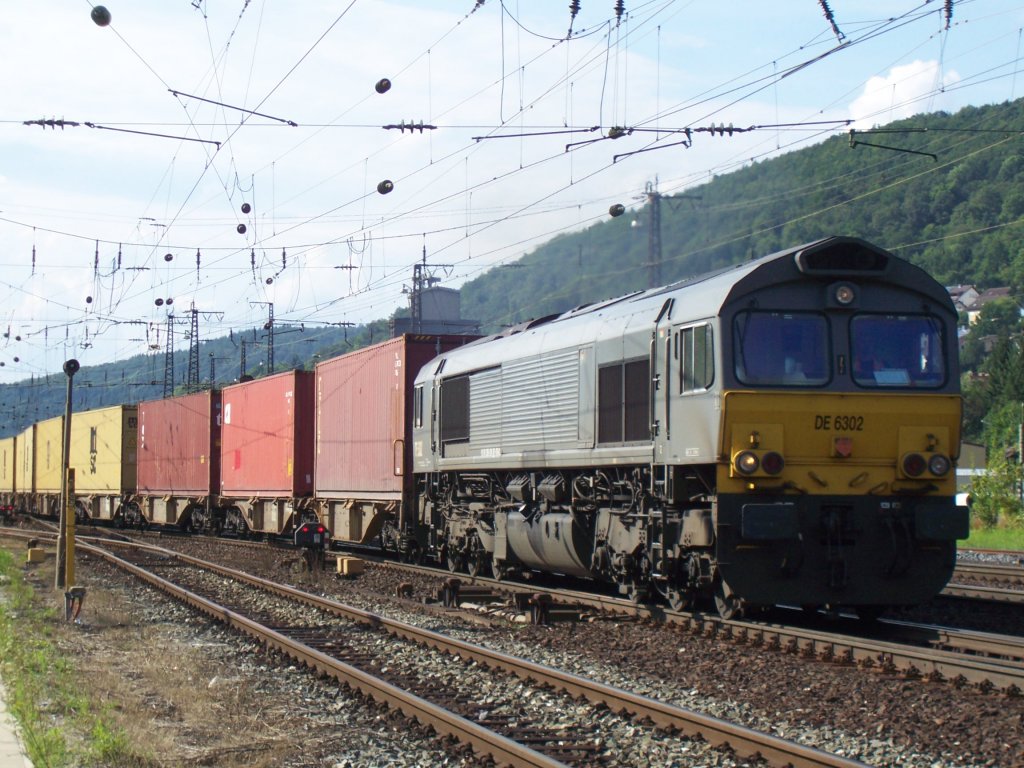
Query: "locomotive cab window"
734 311 829 387
675 324 714 393
851 314 946 388
598 359 650 444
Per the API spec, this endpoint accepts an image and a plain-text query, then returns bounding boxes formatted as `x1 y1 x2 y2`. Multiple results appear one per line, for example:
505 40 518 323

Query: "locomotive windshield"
851 313 945 388
733 311 830 387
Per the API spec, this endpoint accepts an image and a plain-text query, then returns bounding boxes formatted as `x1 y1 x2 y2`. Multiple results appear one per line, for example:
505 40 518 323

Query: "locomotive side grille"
500 349 580 449
468 368 502 446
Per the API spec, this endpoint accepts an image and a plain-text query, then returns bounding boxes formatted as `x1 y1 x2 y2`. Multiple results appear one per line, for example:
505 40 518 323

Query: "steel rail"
942 582 1024 604
79 534 865 768
364 559 1024 693
74 539 568 768
953 562 1024 583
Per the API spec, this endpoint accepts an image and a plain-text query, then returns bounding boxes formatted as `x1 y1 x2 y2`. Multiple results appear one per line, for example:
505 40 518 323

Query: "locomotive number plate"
814 415 864 431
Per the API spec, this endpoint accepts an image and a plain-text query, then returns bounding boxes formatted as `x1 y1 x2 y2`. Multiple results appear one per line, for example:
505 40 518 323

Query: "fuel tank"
506 510 593 577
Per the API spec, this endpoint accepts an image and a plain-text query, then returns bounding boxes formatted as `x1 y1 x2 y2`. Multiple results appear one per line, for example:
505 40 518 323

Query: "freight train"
0 236 970 618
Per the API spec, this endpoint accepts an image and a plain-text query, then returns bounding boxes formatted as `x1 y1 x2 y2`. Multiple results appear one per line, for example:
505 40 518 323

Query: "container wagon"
137 390 221 530
219 370 315 535
27 415 64 517
0 435 15 521
67 405 138 524
315 334 476 558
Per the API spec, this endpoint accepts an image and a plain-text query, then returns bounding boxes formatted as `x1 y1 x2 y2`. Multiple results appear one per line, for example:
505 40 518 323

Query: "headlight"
902 453 926 477
928 453 951 477
761 451 785 475
734 451 760 475
834 284 856 305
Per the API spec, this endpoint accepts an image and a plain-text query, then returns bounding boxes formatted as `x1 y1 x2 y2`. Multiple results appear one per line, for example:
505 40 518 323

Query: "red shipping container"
315 335 473 499
137 390 221 496
220 370 314 497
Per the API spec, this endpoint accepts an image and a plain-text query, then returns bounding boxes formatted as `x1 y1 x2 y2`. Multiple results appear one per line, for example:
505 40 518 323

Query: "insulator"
377 179 394 194
375 78 392 94
569 0 580 19
91 5 111 26
237 223 247 234
615 0 625 22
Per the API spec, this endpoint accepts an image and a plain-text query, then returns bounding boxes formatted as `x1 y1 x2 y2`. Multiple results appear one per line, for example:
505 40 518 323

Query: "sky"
1 0 1023 384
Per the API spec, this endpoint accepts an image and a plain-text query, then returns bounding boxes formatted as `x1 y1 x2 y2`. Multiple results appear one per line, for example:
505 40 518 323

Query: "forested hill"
461 98 1024 331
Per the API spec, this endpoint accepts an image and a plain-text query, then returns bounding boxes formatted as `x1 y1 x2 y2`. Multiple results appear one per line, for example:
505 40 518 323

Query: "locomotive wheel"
467 550 488 578
491 559 507 581
445 545 463 573
666 588 692 612
626 581 648 604
713 577 744 620
402 542 422 564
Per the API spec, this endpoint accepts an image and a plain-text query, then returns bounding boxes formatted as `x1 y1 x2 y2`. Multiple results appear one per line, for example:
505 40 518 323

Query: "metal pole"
65 468 76 588
55 358 79 590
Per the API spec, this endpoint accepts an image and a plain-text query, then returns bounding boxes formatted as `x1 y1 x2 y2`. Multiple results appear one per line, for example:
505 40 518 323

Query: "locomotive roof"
423 236 954 379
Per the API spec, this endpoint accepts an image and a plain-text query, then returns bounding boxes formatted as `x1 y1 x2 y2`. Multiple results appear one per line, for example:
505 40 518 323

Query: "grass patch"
961 526 1024 552
0 546 151 767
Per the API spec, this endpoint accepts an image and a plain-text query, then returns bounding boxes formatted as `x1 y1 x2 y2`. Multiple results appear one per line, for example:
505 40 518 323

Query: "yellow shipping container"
33 415 64 494
0 436 15 496
69 405 138 494
17 423 36 494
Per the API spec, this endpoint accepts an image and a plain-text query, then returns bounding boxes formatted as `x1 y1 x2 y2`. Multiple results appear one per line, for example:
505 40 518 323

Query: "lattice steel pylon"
187 305 200 392
163 314 176 398
250 301 275 374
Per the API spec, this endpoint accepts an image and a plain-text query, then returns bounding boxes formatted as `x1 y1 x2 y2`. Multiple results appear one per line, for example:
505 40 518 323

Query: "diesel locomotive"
412 236 969 617
0 235 969 618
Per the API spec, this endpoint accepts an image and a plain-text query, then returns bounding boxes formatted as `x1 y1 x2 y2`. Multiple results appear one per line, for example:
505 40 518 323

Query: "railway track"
8 529 866 768
355 559 1024 694
16 523 1024 694
946 559 1024 604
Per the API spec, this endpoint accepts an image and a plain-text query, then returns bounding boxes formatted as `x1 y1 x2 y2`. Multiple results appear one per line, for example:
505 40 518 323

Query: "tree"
969 451 1023 529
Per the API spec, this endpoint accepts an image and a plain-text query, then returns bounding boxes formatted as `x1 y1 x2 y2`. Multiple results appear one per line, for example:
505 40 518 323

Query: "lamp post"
55 358 79 590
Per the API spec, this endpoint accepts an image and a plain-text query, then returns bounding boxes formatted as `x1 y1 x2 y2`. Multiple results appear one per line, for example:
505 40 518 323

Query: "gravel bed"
6 541 485 768
957 549 1024 567
142 556 764 767
120 535 1024 766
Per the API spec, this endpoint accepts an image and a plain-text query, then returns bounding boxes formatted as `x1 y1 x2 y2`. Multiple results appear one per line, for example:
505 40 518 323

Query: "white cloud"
849 60 961 128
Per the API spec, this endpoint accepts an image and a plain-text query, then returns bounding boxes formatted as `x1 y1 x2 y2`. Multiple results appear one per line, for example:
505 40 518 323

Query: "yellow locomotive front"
710 240 968 616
